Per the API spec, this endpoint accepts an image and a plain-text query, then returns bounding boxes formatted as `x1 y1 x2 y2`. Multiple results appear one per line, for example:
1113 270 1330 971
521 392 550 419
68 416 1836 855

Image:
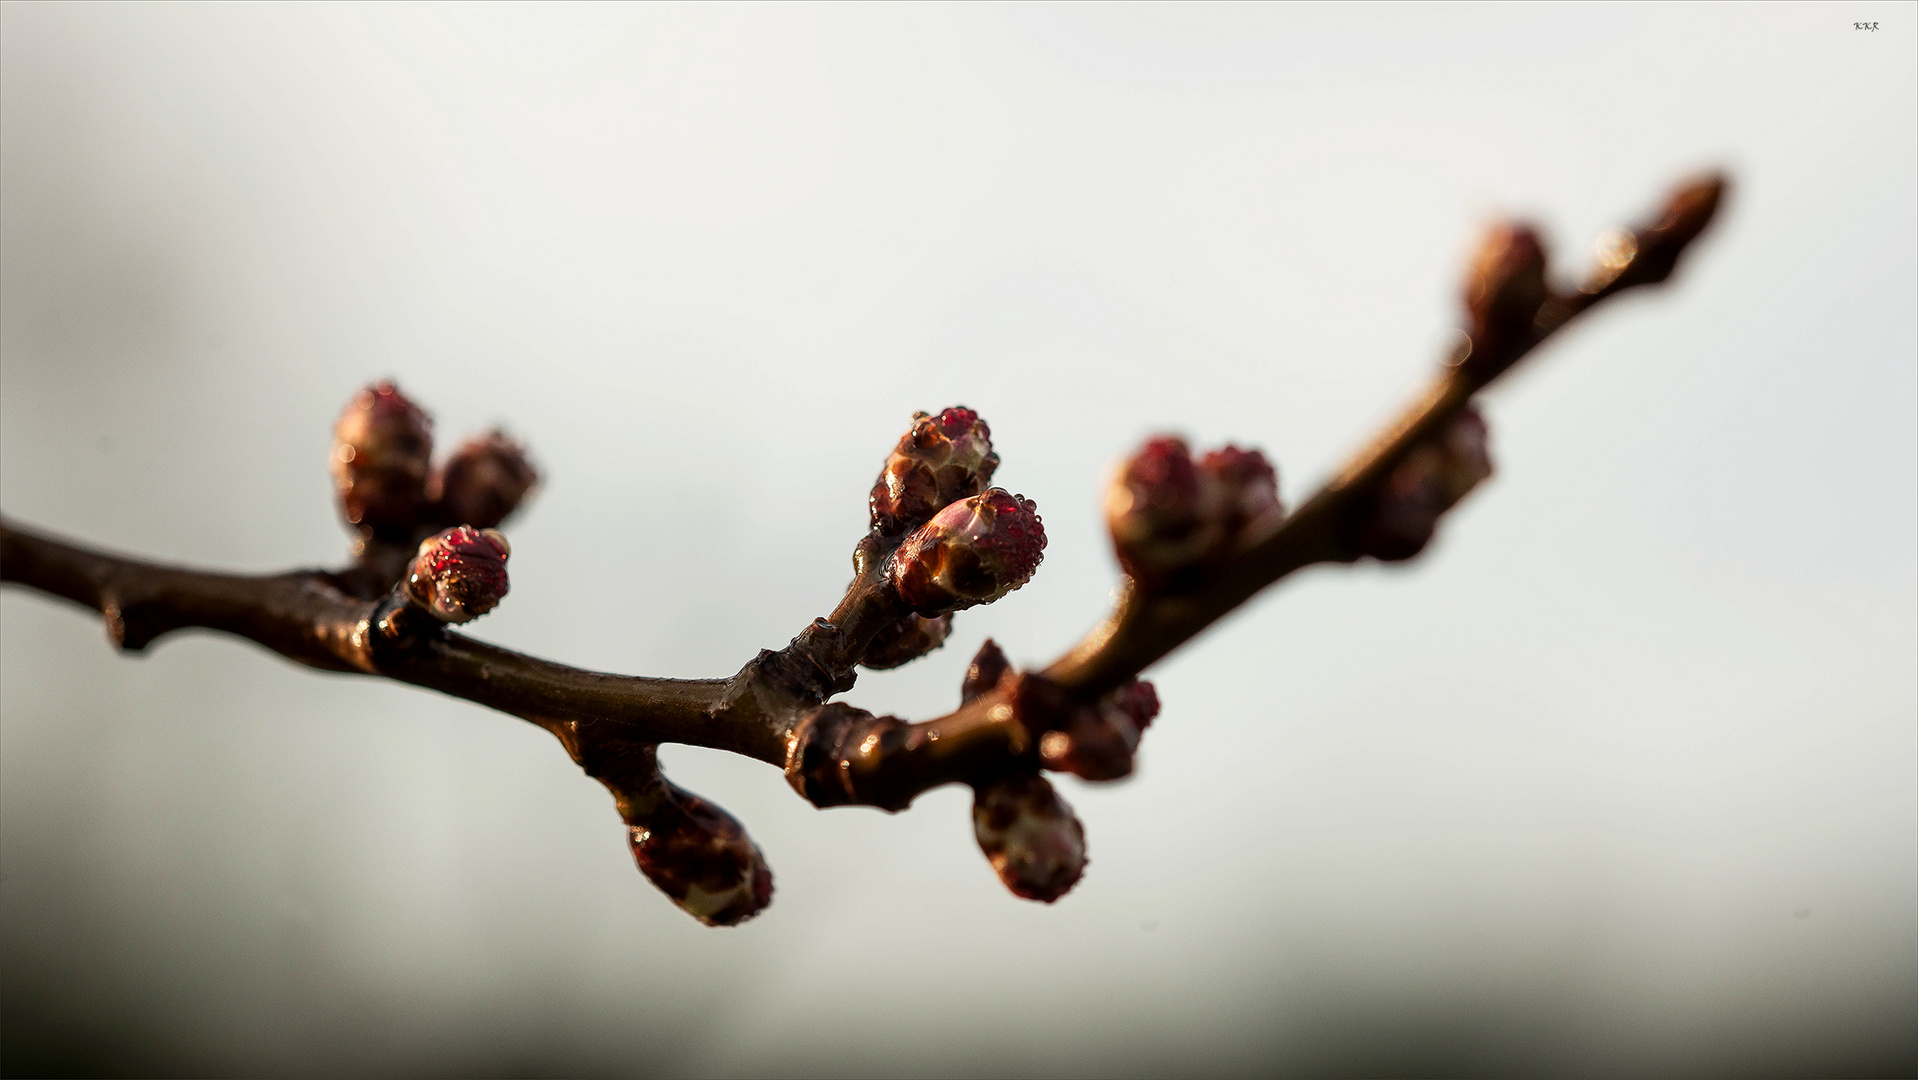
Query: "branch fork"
0 173 1726 925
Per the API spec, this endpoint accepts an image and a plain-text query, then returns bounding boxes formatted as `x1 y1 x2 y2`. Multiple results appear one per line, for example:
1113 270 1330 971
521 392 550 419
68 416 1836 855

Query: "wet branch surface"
0 174 1725 924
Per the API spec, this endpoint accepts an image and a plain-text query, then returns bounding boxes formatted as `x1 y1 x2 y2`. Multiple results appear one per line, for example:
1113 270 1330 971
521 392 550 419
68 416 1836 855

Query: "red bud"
1038 680 1160 782
628 788 774 927
1460 225 1549 377
403 526 511 623
332 381 434 533
1108 438 1282 581
870 407 1000 536
1353 406 1494 561
431 429 538 530
889 489 1046 616
972 771 1087 903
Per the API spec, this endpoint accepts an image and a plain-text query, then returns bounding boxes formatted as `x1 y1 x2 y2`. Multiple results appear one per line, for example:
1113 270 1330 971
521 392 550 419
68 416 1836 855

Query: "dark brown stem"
0 518 800 765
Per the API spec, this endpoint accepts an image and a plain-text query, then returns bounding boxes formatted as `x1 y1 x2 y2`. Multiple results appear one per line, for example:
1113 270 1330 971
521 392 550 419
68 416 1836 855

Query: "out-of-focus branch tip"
1584 172 1729 295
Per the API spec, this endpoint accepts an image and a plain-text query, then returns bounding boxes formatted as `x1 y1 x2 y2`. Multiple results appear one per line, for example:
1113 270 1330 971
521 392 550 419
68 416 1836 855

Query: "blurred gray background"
2 4 1913 1077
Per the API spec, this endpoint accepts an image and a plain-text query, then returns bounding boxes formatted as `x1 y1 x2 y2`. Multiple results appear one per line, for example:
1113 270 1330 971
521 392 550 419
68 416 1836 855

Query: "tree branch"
0 172 1726 924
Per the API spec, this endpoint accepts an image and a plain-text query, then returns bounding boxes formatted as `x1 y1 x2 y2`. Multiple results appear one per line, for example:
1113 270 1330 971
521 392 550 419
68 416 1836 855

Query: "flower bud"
859 613 952 670
1107 437 1204 572
1460 224 1549 372
628 788 774 927
961 638 1011 705
1038 679 1160 782
972 771 1087 903
1200 445 1284 535
403 525 511 623
332 381 434 533
1352 406 1493 562
888 489 1045 616
1585 173 1728 294
869 407 1000 536
430 429 538 530
1107 438 1282 581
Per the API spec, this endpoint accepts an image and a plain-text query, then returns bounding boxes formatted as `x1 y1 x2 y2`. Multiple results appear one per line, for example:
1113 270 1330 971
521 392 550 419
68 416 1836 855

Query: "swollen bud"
860 613 952 670
1584 173 1729 294
1038 680 1160 782
870 407 1000 536
972 771 1087 903
1200 446 1283 532
1460 224 1549 374
431 430 538 530
333 381 434 534
1353 406 1494 561
889 489 1046 616
403 526 511 623
628 788 774 927
1107 438 1282 582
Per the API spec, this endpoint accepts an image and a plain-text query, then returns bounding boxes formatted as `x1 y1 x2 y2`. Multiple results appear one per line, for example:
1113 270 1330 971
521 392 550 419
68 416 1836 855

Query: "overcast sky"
3 4 1913 1076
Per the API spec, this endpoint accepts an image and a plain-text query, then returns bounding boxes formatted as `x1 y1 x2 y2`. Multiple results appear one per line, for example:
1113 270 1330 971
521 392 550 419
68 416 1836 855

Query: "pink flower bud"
430 429 538 530
332 381 434 533
629 789 774 927
1461 224 1549 361
1038 679 1160 782
888 489 1045 616
859 613 952 670
1107 438 1282 581
869 407 1000 536
1353 406 1494 562
972 771 1087 903
403 525 511 623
